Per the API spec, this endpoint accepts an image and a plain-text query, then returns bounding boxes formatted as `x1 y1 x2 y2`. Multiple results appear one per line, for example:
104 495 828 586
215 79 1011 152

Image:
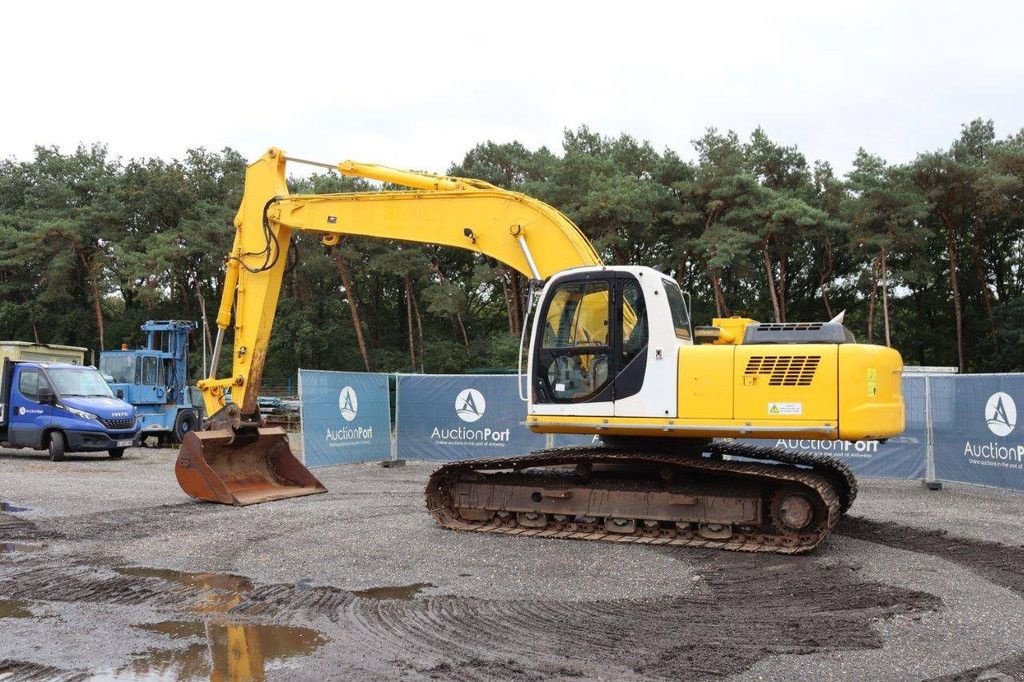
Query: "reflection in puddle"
0 502 31 512
111 565 325 680
352 582 434 600
0 599 33 618
1 541 45 553
114 621 324 681
115 565 254 612
139 620 208 639
116 565 253 591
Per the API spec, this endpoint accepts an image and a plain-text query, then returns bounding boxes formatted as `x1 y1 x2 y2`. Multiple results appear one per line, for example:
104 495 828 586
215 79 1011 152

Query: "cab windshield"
47 367 114 398
99 354 135 383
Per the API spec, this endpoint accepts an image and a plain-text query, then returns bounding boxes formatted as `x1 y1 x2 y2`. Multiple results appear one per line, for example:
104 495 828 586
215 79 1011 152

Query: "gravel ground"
1 440 1023 681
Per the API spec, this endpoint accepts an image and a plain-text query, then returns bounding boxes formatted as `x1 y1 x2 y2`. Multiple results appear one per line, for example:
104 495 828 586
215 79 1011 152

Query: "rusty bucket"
175 427 327 506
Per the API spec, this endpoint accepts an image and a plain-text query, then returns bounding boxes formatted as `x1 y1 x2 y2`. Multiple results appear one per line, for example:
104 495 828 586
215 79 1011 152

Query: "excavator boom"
176 148 601 505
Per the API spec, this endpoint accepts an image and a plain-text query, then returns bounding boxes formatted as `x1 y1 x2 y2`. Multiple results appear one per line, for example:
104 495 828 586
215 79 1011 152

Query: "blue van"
0 360 141 461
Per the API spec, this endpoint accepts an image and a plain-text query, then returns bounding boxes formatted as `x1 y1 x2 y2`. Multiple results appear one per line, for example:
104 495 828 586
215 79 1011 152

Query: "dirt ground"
1 441 1024 681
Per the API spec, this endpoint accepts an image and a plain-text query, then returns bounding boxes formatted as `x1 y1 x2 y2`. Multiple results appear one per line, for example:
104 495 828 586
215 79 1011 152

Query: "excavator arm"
202 148 601 418
177 147 601 505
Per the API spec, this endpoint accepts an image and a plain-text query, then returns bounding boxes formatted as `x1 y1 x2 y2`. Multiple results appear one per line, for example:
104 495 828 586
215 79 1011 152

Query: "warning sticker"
768 402 803 416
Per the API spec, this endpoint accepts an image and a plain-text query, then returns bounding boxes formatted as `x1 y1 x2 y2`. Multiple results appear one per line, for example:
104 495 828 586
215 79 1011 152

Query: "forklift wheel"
174 410 198 443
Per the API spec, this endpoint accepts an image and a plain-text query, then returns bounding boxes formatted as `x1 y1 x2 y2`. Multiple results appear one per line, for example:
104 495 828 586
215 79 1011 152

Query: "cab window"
143 356 158 385
662 278 691 340
99 354 135 383
539 280 611 402
18 369 41 400
620 279 648 367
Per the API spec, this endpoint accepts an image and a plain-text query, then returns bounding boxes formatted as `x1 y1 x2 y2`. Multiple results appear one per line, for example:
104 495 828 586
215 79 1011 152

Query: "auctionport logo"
455 388 486 423
963 391 1022 467
338 386 358 422
429 387 510 446
326 385 372 445
986 392 1017 437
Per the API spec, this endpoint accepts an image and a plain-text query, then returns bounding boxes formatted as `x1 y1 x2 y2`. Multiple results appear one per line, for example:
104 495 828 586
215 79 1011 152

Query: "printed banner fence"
298 368 1024 494
395 374 551 461
393 374 591 461
930 374 1024 491
298 369 391 467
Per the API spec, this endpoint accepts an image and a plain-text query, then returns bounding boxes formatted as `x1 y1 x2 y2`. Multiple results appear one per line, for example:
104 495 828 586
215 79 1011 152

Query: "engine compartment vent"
744 355 821 386
756 322 823 332
743 321 855 345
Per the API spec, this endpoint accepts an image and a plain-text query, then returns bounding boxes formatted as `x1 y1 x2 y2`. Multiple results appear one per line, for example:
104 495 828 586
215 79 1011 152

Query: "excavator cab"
528 267 684 419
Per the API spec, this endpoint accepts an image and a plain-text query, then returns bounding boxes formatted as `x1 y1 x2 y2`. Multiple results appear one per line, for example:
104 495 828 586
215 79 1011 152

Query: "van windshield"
47 367 114 398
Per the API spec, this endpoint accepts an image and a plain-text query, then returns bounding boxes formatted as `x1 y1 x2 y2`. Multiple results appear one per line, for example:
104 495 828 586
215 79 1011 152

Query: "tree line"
0 120 1021 379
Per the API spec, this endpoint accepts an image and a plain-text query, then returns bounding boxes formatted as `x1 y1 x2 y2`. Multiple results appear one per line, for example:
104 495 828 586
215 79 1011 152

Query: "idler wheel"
771 488 816 532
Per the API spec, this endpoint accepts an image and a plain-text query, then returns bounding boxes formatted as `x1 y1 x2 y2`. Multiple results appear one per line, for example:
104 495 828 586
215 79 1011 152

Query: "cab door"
134 354 165 404
531 272 616 416
9 367 53 446
530 271 659 417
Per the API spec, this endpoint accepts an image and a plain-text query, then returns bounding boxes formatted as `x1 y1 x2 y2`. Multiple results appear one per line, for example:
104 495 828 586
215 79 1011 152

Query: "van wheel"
48 432 66 462
108 448 125 459
174 410 198 443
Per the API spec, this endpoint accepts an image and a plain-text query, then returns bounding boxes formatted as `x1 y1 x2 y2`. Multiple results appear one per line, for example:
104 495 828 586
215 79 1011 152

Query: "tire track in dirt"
0 512 47 541
838 516 1024 598
15 507 1024 680
837 516 1024 682
0 659 87 682
0 546 938 680
927 651 1024 682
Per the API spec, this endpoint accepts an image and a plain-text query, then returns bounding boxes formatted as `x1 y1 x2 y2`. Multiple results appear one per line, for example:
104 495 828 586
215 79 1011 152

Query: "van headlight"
62 405 99 421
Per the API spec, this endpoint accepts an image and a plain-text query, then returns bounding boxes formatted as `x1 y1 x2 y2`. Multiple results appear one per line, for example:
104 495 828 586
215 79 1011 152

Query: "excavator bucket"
175 427 327 506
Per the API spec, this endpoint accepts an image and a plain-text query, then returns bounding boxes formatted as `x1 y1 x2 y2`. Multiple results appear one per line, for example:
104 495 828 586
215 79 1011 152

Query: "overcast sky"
3 0 1021 176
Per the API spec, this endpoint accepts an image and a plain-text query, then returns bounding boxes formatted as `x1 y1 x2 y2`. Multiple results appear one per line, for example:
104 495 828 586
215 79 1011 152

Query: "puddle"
2 541 46 553
98 621 324 681
101 566 326 680
116 565 253 612
0 502 31 512
116 566 253 592
114 621 325 681
352 582 434 600
137 620 207 639
0 599 33 618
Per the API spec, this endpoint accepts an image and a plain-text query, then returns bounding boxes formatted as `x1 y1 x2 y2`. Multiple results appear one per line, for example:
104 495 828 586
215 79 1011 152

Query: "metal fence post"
923 374 942 490
391 373 400 461
297 370 306 465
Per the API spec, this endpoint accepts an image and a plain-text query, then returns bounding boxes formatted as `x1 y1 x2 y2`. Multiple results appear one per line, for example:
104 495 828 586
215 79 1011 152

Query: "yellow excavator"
175 148 904 554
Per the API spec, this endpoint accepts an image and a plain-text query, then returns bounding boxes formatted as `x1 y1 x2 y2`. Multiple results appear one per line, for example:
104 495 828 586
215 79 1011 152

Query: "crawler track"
425 442 856 554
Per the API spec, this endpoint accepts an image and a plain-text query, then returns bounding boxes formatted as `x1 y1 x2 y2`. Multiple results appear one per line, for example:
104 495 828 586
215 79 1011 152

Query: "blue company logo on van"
430 387 510 446
325 385 372 446
964 392 1023 468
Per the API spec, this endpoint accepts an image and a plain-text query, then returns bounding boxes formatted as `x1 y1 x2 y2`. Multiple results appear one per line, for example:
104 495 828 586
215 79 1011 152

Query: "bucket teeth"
175 427 327 506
